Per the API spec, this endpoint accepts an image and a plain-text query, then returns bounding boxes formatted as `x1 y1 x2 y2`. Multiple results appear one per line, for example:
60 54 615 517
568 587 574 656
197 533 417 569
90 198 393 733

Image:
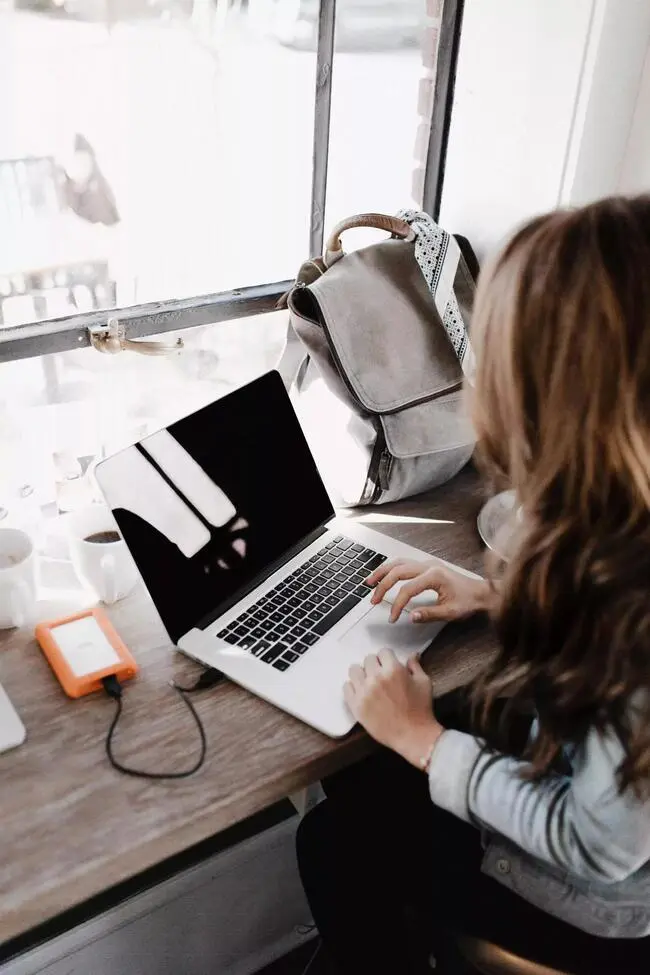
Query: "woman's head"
473 196 650 513
470 197 650 791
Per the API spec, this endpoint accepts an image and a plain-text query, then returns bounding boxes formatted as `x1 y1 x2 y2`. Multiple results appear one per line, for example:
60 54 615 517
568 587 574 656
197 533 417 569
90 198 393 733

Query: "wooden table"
0 466 497 950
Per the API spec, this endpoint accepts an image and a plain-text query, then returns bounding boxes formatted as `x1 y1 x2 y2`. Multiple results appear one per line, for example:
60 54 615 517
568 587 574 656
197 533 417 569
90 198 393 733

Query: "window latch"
89 318 184 356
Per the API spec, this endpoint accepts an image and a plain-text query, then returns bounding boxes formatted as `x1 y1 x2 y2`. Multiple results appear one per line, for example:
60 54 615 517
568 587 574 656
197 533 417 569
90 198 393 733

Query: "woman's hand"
367 559 491 624
344 650 444 768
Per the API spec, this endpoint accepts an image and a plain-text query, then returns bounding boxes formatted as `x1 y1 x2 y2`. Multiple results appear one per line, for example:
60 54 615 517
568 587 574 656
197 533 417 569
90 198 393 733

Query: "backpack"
277 210 478 506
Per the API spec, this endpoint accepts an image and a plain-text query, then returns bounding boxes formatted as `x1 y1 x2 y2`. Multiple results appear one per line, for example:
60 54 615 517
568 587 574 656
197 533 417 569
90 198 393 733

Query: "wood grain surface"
0 465 496 945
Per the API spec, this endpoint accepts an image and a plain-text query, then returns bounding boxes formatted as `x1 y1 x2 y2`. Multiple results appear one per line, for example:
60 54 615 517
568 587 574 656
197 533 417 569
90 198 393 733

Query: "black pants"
297 738 650 973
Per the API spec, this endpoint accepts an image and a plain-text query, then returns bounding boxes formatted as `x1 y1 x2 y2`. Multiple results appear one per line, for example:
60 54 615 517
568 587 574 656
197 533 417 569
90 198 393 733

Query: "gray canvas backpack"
277 210 478 507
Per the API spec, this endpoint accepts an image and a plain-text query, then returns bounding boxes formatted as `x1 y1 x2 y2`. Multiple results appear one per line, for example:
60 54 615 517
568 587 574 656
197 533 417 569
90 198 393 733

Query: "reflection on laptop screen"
97 371 334 643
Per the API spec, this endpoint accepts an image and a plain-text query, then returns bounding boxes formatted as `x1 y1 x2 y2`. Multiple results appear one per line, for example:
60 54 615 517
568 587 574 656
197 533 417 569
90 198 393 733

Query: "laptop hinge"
193 522 332 633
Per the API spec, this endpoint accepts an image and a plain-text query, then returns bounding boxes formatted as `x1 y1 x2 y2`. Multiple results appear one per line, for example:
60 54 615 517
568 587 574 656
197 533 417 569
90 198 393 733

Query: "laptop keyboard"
216 536 387 672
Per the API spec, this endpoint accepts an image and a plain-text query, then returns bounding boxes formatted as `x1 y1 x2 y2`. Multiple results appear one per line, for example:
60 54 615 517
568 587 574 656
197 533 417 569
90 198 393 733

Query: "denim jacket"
428 723 650 937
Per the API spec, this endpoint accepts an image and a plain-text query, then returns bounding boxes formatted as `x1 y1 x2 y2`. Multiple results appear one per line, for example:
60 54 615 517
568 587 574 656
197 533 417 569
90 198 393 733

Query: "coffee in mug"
84 531 121 545
62 507 139 604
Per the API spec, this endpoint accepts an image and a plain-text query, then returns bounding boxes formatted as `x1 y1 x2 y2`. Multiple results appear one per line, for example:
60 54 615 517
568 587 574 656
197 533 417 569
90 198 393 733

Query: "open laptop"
96 370 460 737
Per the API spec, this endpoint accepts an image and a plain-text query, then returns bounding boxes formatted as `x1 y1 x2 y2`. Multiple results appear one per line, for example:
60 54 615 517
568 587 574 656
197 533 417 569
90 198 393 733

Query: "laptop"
96 370 459 737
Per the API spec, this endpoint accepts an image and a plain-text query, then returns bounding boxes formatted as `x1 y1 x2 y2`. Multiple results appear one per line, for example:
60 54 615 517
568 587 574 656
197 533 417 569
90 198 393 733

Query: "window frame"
0 0 464 365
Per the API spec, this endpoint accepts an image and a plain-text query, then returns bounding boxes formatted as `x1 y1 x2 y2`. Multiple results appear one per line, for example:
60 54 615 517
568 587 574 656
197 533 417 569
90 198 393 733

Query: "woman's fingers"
369 561 423 605
378 648 397 670
411 604 449 623
388 570 443 622
363 653 381 678
365 560 404 588
343 681 357 712
366 561 407 603
348 663 365 688
406 653 430 686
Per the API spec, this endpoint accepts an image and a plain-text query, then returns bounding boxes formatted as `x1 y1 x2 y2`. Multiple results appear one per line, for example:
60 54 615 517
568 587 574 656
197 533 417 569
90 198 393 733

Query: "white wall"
439 0 650 258
619 40 650 194
562 0 650 205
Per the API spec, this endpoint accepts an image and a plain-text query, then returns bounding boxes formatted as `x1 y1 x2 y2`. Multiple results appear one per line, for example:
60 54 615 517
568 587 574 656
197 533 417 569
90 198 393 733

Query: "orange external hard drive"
35 608 138 698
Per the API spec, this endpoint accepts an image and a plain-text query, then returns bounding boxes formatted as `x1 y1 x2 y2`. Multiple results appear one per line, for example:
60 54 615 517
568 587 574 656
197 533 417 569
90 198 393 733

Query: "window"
0 0 463 522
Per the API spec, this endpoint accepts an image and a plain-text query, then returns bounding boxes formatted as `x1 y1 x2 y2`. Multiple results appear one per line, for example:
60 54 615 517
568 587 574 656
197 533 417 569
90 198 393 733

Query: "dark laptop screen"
97 371 334 643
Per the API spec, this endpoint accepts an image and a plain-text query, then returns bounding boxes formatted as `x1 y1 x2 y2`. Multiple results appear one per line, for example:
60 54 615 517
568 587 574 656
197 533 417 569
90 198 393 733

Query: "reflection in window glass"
0 2 316 325
0 311 286 519
0 0 428 329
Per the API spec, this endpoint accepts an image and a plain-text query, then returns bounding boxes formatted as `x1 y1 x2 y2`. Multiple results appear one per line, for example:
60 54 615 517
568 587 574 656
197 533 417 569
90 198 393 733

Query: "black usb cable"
102 668 224 780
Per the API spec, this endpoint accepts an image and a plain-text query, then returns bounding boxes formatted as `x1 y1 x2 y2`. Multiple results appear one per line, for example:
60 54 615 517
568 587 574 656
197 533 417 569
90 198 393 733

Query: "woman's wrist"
470 578 493 615
394 719 445 771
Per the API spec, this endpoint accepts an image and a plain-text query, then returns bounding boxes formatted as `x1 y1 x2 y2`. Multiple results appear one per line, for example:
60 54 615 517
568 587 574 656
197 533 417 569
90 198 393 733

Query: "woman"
296 197 650 974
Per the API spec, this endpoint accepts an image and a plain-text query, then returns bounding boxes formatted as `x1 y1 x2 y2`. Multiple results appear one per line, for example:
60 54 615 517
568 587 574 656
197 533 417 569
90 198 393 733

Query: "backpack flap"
307 237 462 413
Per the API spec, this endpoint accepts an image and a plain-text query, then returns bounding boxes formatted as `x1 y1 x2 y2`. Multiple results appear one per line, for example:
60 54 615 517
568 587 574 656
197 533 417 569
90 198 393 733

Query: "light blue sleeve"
427 725 650 883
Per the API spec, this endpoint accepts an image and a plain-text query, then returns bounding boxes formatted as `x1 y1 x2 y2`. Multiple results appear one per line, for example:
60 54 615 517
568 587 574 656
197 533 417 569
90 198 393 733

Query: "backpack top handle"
324 213 415 267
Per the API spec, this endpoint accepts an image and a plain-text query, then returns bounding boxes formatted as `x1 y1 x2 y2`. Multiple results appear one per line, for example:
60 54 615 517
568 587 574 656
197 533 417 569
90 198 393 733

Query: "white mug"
0 528 37 629
63 506 139 605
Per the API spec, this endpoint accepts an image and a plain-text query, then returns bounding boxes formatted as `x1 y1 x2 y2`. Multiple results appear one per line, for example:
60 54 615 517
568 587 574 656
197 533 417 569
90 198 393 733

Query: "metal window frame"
422 0 465 220
0 0 464 365
0 282 291 363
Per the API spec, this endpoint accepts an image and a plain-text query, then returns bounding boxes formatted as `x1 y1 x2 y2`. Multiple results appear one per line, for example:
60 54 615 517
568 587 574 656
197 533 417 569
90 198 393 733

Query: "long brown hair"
470 196 650 793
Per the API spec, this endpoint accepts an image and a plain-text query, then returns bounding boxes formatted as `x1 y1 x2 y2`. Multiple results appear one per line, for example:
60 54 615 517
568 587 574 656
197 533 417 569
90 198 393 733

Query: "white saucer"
477 490 518 560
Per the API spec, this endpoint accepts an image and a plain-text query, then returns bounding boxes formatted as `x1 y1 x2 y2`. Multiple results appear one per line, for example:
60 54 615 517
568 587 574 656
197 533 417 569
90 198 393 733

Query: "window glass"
0 0 428 330
324 0 425 239
0 1 316 326
0 312 287 521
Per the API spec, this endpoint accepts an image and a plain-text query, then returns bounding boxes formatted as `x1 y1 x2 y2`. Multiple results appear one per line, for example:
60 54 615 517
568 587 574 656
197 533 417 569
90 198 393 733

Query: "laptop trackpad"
338 600 444 662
